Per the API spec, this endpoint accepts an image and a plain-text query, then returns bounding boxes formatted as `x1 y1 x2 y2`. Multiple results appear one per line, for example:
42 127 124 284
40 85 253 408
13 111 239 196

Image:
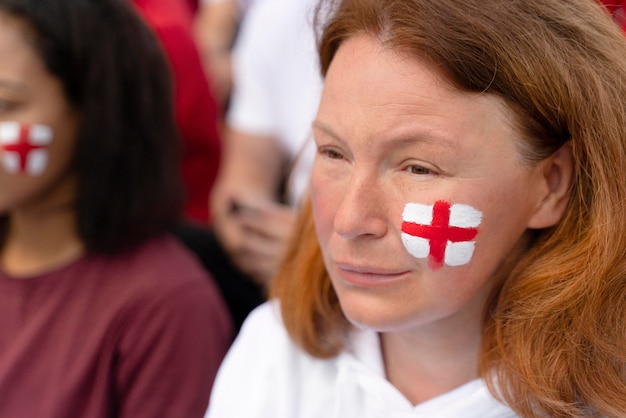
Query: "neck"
380 303 485 406
378 241 528 406
1 201 84 278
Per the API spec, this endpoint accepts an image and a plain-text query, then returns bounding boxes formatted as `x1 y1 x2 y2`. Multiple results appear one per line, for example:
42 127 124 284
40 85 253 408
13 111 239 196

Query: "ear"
527 142 574 229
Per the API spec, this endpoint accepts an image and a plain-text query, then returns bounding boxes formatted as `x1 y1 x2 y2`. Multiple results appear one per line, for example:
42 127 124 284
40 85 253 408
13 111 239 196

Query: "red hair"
272 0 626 415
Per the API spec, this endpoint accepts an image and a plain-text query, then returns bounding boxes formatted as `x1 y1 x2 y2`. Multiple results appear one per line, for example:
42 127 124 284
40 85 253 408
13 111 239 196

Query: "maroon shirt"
0 236 232 417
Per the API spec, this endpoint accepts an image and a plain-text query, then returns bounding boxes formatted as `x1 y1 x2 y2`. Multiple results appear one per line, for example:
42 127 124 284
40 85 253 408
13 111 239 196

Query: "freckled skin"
310 34 549 333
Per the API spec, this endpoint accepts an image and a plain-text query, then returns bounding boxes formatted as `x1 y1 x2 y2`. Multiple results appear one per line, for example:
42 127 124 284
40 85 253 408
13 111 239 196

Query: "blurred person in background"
132 0 253 333
0 0 231 416
133 0 222 224
200 0 322 331
193 0 254 110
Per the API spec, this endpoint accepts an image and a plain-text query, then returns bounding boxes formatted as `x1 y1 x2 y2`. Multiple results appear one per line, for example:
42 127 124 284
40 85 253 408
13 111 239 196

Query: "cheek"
400 200 483 270
309 170 339 243
0 122 54 177
476 203 532 258
0 120 77 213
463 186 538 276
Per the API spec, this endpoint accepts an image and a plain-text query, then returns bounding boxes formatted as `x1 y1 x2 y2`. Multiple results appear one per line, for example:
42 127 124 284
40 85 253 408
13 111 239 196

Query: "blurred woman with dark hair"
0 0 232 416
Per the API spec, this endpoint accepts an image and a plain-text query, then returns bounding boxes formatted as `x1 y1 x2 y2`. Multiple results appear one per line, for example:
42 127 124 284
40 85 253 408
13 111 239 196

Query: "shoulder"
39 234 217 307
127 234 227 314
231 299 285 343
206 301 338 418
212 301 295 381
110 234 210 290
93 235 230 335
110 235 232 362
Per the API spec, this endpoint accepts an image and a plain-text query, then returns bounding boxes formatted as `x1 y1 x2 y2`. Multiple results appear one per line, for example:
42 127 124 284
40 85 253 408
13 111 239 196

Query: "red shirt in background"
133 0 222 223
597 0 626 32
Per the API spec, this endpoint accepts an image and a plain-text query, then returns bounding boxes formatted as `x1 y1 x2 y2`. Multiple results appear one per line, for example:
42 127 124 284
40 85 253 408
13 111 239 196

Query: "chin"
337 292 421 333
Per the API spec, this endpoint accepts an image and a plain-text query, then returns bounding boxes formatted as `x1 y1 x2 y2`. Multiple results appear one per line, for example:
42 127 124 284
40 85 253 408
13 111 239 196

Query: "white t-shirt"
205 302 519 418
226 0 323 204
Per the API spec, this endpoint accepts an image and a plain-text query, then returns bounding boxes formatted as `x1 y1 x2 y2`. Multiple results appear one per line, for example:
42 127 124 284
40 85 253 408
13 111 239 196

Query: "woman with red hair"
207 0 626 416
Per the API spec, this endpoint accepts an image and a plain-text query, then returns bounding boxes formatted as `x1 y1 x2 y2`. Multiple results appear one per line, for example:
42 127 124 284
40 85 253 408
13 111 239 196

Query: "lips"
335 262 410 288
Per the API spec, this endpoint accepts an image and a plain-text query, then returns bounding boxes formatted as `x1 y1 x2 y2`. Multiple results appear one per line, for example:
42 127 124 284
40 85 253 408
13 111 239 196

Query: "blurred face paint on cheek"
0 121 53 176
401 201 483 270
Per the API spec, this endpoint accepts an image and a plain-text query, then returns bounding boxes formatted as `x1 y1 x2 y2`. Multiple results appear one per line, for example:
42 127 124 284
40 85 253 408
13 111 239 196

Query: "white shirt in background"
226 0 323 204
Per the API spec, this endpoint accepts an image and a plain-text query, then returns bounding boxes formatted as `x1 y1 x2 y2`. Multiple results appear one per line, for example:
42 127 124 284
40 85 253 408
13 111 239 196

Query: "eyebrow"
312 120 457 150
312 121 343 142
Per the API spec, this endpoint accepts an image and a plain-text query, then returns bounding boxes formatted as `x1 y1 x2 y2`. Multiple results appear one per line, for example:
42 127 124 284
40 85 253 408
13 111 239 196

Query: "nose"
333 173 388 240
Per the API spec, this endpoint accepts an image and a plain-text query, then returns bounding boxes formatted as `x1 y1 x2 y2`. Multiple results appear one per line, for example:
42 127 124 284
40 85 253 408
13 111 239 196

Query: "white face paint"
0 121 53 176
401 201 483 270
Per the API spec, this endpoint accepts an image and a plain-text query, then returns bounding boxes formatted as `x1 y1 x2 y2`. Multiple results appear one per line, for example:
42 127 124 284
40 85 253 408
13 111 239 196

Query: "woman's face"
0 13 78 215
311 35 551 333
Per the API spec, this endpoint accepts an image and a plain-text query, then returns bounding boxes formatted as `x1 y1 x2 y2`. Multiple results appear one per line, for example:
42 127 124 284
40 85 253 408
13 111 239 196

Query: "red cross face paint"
401 201 483 270
0 121 53 176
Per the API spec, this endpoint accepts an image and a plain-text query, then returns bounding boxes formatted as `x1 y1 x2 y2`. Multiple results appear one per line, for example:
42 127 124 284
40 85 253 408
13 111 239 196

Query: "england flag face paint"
0 121 53 176
401 201 483 270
